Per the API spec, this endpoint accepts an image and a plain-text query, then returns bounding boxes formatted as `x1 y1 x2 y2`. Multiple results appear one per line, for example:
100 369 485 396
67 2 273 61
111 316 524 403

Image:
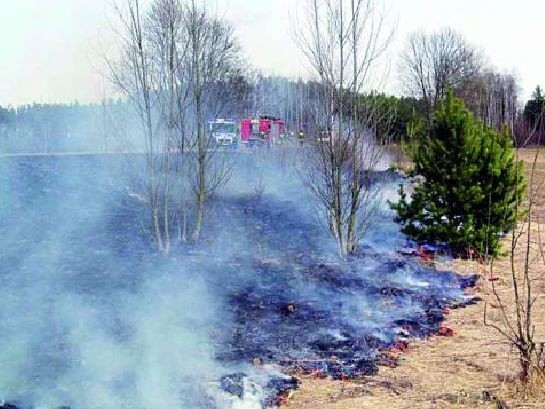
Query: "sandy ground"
283 148 545 409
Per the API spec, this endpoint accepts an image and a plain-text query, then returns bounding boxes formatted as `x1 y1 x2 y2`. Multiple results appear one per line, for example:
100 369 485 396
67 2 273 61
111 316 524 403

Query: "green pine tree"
391 90 525 256
523 85 545 130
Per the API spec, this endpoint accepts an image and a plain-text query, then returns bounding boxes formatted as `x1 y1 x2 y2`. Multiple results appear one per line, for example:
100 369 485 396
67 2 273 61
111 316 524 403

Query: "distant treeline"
0 100 127 154
0 76 543 154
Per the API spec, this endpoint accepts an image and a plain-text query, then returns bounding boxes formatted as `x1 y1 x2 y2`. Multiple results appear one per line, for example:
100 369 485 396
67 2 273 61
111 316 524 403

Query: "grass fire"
1 1 544 408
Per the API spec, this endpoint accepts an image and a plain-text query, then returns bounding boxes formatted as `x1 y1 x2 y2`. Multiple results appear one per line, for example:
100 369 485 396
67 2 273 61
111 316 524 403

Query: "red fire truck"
240 116 285 146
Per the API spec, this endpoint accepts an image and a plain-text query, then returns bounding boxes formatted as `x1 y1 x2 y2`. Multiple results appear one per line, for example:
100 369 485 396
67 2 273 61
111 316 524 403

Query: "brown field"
283 148 545 409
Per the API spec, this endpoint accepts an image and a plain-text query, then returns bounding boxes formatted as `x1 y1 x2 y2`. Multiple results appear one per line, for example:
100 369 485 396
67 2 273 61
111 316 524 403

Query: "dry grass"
284 148 545 409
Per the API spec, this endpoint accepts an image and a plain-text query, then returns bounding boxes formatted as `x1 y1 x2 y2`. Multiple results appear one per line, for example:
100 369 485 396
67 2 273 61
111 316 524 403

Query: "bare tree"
399 28 482 118
147 0 190 252
484 113 545 383
107 0 173 254
458 70 519 131
106 0 246 249
181 0 245 243
294 0 394 256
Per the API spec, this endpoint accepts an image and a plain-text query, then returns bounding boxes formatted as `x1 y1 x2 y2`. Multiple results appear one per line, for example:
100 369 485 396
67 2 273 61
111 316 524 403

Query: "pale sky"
0 0 543 106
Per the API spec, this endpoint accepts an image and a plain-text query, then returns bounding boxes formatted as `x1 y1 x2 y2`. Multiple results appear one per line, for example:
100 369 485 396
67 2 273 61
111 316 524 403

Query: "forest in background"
0 75 543 155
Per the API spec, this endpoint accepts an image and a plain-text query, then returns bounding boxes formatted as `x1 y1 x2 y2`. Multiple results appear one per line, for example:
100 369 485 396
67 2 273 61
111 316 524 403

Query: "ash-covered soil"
0 155 475 409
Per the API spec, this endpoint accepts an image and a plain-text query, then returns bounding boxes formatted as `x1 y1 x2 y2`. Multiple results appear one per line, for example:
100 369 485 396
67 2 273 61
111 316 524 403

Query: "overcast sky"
0 0 543 106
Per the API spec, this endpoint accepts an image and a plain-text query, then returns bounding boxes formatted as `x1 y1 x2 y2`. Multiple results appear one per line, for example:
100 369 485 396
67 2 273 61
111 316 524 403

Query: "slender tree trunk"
337 0 346 256
193 94 206 242
138 0 164 254
192 11 206 243
163 163 171 254
347 0 359 255
193 173 206 243
161 14 177 255
182 200 188 242
520 349 531 383
153 207 165 252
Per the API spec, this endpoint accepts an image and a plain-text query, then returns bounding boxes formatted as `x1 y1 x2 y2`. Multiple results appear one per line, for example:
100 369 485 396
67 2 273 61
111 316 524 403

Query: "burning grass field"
284 148 545 409
0 151 483 409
